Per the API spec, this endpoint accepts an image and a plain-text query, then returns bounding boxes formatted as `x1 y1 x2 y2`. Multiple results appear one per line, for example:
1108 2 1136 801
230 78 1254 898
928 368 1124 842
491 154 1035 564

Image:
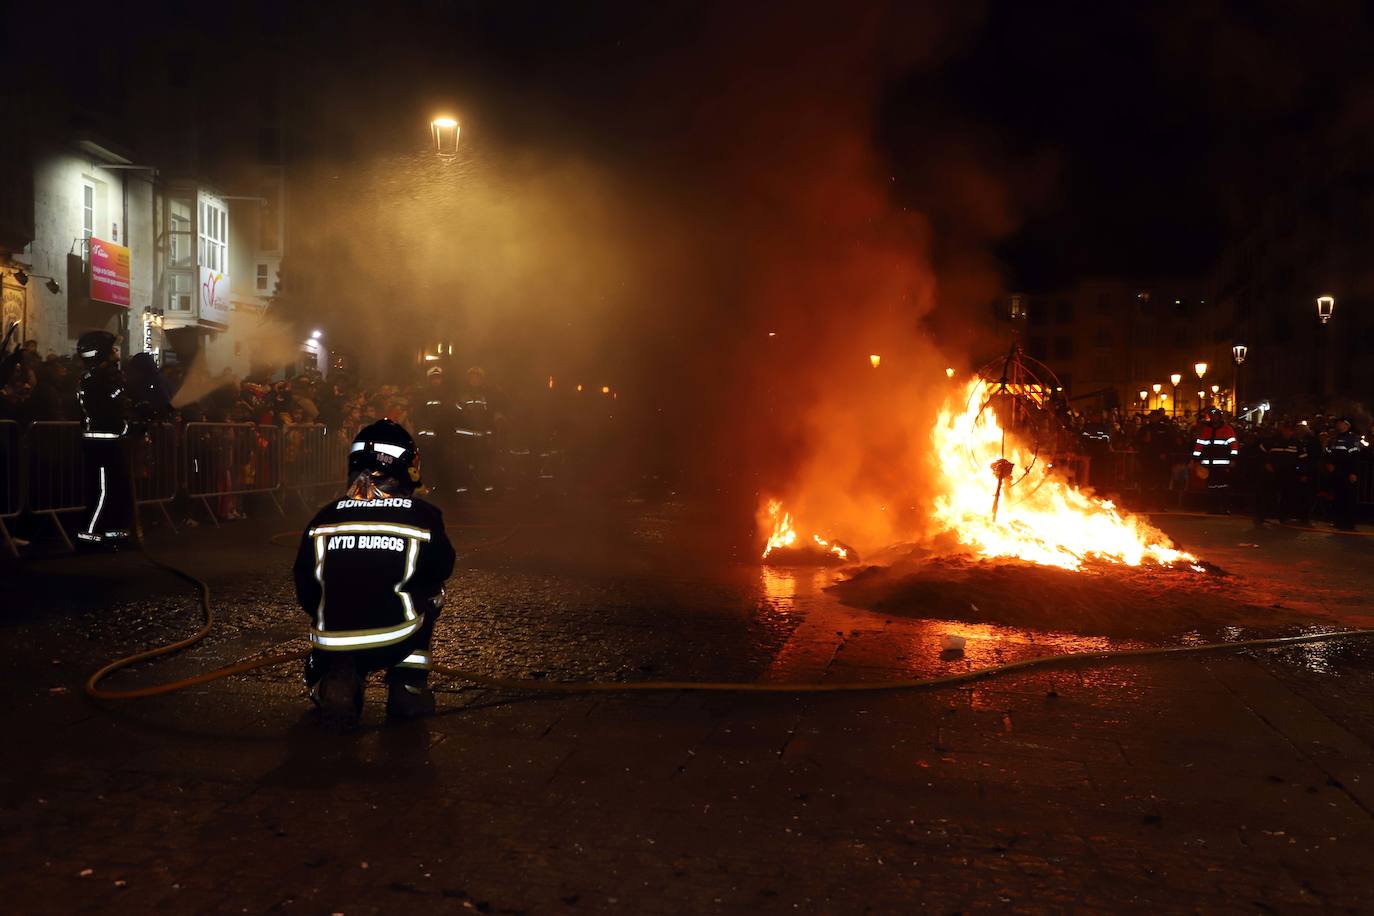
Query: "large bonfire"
930 378 1197 571
763 376 1197 572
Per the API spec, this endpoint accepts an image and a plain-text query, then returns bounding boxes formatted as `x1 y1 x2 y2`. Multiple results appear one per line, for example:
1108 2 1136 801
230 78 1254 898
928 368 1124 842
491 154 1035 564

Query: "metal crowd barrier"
26 421 86 550
184 422 286 525
281 424 345 509
131 424 180 531
0 420 20 557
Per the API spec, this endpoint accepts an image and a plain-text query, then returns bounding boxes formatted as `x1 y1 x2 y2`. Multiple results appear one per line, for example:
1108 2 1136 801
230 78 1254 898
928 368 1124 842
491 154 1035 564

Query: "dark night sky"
376 0 1374 291
20 0 1374 292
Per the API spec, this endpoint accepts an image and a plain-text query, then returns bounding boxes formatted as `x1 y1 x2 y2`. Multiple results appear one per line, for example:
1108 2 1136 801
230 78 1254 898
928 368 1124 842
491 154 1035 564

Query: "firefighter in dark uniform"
75 330 137 548
456 366 502 494
413 366 454 494
1327 417 1363 531
1079 408 1113 489
1192 407 1238 514
293 419 456 727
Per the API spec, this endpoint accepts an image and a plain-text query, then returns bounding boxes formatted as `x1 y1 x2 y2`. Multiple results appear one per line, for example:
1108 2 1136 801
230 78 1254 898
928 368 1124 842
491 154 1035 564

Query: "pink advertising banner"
89 237 131 307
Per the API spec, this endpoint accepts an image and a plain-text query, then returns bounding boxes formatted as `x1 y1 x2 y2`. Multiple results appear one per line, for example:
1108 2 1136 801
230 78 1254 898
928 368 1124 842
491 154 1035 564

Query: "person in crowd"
126 352 173 426
1327 417 1363 531
1134 408 1176 510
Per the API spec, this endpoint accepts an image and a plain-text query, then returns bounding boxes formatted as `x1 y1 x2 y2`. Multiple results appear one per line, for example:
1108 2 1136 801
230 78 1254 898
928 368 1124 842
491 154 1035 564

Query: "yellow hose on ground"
84 550 1374 702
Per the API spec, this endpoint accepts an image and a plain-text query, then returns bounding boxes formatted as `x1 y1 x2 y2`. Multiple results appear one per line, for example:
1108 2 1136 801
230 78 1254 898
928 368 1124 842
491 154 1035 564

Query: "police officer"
1327 417 1363 531
1192 407 1239 514
75 330 137 548
292 419 456 727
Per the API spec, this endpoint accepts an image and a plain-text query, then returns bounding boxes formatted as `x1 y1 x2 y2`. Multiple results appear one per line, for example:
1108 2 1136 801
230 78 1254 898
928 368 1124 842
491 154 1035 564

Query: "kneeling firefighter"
76 330 137 548
293 419 456 725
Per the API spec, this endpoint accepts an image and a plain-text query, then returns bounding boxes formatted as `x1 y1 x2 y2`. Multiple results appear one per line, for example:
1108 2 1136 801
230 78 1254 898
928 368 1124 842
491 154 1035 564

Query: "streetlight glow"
1194 362 1208 380
1317 295 1335 323
945 367 955 378
1232 344 1247 364
311 329 322 340
1152 383 1162 394
869 354 881 369
1170 373 1182 387
430 116 461 155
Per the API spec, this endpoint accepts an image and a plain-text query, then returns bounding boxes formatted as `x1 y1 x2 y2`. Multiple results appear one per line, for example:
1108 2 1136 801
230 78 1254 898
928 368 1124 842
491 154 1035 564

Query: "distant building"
992 279 1238 418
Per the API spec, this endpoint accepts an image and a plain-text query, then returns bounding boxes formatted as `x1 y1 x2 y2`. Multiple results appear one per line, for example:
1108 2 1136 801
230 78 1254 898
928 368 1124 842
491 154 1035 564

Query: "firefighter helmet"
348 419 422 494
76 330 118 365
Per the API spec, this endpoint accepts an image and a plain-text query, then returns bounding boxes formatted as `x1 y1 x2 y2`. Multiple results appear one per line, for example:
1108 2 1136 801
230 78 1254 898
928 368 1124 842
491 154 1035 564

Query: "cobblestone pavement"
3 501 1373 914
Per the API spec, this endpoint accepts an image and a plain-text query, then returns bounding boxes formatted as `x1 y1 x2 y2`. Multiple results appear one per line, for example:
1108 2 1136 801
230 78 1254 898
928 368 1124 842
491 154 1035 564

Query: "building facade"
994 279 1241 418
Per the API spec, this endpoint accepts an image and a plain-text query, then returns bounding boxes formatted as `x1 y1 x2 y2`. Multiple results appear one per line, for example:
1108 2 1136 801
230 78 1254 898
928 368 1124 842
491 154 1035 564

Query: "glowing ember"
932 379 1198 571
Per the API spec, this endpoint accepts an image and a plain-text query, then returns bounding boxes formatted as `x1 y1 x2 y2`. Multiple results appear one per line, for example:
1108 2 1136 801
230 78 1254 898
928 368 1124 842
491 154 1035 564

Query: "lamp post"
1232 344 1246 416
430 116 461 156
1194 362 1208 413
1138 389 1148 411
1151 382 1162 410
1316 295 1335 404
1169 372 1182 418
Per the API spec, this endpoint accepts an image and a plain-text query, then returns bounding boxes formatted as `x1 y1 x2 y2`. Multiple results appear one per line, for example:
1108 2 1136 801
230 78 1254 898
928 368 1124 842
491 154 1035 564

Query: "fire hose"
84 531 1374 703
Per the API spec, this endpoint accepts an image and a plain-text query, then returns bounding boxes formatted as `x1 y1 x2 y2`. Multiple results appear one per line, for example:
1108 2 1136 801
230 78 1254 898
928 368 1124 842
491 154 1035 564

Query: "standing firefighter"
1192 407 1239 514
293 419 455 727
75 331 136 548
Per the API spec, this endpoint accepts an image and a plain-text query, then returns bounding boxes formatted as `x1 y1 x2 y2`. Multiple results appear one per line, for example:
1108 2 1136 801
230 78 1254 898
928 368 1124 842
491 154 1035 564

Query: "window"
1053 336 1074 360
169 273 193 312
256 263 269 292
168 198 193 269
82 180 95 261
1008 294 1027 321
1029 301 1049 327
199 195 228 273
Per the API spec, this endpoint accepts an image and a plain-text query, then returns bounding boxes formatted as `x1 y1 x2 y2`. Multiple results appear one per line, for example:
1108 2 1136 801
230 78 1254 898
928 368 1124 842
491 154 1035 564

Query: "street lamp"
1316 295 1334 324
945 367 955 378
869 354 881 369
1138 389 1148 409
1232 344 1247 413
1169 372 1182 417
1151 382 1162 410
430 116 461 155
1194 362 1208 380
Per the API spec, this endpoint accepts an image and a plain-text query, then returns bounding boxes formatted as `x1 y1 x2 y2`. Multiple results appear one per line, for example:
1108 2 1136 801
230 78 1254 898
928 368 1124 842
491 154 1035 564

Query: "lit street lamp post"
1232 344 1247 417
1152 382 1162 410
431 116 461 156
1316 295 1335 404
1169 372 1182 418
1194 362 1208 413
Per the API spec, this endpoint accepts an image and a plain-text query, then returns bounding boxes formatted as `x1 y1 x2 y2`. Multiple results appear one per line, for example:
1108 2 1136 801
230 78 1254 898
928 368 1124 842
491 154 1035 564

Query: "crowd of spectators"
1051 403 1372 527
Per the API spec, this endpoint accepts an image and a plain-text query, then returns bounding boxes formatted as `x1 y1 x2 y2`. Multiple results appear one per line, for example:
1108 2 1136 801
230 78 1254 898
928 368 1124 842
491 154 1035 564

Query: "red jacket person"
293 419 455 727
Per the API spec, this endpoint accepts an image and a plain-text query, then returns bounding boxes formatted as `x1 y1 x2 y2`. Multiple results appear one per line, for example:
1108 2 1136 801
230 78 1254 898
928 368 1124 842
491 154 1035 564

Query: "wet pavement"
3 498 1374 913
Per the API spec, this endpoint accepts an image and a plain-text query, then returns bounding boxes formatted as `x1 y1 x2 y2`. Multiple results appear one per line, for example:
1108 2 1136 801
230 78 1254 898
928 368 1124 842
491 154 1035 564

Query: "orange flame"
931 379 1197 570
761 500 848 560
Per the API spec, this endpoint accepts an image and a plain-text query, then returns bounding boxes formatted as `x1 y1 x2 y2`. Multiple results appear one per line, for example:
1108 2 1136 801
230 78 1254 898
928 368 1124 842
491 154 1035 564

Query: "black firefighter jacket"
293 495 456 652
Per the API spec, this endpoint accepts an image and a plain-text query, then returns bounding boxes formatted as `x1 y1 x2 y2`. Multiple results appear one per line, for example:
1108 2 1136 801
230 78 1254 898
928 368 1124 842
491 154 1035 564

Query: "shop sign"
90 238 131 307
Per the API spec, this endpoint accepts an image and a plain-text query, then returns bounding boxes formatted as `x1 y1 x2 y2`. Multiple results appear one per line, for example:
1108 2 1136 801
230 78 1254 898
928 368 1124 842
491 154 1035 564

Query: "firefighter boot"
313 655 364 730
386 680 436 720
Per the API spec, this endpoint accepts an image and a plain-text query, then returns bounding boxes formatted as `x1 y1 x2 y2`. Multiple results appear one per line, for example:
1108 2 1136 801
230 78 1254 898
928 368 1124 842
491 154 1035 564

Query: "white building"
3 137 156 359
